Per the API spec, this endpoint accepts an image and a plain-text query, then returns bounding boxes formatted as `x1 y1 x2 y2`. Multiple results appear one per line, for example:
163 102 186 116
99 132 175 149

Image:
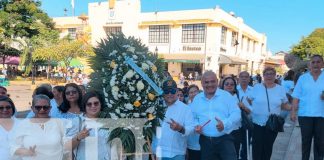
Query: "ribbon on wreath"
125 56 163 95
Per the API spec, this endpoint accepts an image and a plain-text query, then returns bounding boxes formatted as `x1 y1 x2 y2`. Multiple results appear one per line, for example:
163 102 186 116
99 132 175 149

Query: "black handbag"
264 84 285 132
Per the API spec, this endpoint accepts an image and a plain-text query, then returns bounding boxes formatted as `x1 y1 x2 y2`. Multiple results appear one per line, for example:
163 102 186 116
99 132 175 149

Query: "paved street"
6 80 305 159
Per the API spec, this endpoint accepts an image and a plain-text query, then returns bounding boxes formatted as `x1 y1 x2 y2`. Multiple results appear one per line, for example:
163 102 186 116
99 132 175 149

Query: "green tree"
0 0 57 75
33 38 94 77
291 28 324 59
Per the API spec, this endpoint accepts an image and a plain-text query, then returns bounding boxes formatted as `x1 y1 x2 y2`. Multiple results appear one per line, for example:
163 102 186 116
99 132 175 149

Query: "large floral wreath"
88 33 166 155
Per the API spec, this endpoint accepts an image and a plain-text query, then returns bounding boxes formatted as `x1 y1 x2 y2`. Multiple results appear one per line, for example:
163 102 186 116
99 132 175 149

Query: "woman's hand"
16 145 36 157
76 127 90 141
238 102 251 114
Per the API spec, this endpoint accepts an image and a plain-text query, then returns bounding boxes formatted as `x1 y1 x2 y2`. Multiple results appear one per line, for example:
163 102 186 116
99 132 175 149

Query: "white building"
53 0 268 78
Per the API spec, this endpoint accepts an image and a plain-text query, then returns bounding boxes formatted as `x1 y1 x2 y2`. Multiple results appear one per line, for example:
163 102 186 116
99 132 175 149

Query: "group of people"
0 54 323 160
0 83 113 160
153 54 324 160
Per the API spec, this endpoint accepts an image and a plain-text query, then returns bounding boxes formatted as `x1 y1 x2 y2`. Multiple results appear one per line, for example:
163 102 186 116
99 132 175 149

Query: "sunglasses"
163 89 177 95
86 101 100 107
224 82 235 86
0 105 11 111
34 105 51 111
65 90 78 95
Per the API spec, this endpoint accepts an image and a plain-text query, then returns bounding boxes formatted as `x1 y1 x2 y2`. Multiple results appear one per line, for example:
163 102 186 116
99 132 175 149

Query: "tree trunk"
47 60 50 79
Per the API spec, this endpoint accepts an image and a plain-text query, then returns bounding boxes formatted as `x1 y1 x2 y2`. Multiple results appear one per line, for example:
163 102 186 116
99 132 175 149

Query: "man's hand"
215 117 224 132
290 111 297 122
195 125 202 134
167 119 183 132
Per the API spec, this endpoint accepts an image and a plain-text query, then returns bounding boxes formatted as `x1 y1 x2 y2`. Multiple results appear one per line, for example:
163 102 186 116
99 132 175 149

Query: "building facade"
53 0 268 78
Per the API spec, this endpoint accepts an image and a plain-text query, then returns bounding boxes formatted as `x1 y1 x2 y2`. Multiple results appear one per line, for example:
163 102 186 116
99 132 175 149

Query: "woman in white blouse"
11 94 65 160
0 96 19 160
247 67 291 160
67 91 111 160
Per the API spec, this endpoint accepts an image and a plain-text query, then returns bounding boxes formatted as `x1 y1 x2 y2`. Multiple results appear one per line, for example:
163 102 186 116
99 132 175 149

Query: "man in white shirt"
237 71 253 160
153 79 195 160
191 71 240 160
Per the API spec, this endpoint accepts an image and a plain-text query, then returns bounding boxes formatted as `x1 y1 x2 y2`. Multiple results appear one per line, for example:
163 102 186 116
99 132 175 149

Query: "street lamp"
154 46 158 57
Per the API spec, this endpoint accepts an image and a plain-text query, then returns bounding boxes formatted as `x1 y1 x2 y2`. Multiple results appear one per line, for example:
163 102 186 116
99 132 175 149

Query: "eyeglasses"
0 105 11 111
163 89 177 95
224 82 235 86
65 90 78 95
263 73 275 77
86 101 100 107
34 105 51 111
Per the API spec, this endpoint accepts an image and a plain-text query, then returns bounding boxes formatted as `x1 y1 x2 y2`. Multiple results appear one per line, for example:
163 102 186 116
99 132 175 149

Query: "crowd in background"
0 55 323 160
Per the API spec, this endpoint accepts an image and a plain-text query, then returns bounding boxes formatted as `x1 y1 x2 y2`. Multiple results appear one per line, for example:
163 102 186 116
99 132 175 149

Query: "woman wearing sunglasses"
57 83 83 119
0 96 19 160
67 91 111 160
220 76 250 159
11 94 66 160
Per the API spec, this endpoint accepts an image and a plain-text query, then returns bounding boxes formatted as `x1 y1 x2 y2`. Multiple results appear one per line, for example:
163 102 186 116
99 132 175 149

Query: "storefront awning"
159 54 204 64
218 54 247 65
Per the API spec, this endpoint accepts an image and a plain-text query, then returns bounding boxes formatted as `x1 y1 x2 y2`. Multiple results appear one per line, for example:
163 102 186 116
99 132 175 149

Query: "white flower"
136 81 145 91
109 100 115 104
133 55 138 59
141 63 150 70
146 107 155 113
123 45 131 48
103 79 106 83
127 47 135 53
136 97 141 101
123 93 129 99
146 60 154 66
109 50 118 56
122 52 126 56
129 86 135 91
133 113 140 117
110 76 116 86
105 98 109 103
112 86 119 100
109 113 118 119
135 74 139 79
101 68 104 72
125 70 135 79
120 113 126 118
115 109 120 114
141 113 147 116
125 103 133 110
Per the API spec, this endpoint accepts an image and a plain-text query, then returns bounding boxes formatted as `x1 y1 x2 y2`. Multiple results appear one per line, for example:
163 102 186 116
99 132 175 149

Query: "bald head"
202 70 217 81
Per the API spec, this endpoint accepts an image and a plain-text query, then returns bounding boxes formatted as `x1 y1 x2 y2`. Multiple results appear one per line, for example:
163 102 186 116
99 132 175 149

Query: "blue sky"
40 0 324 53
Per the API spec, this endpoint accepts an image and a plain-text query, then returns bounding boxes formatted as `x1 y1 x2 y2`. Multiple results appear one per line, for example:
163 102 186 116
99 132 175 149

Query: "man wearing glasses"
190 71 240 160
152 79 195 160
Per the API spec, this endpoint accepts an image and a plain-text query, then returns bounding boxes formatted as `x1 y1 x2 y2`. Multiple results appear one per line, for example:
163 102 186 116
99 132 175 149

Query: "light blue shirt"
281 80 294 94
152 100 195 158
292 71 324 117
237 85 253 101
190 89 241 137
66 115 111 160
187 103 200 150
247 83 288 126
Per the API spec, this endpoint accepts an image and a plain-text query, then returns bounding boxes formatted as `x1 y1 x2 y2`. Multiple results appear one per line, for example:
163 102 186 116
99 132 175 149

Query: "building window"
149 25 170 43
247 39 251 52
220 26 227 45
241 36 244 50
182 24 205 43
104 26 122 35
231 31 238 46
68 28 77 39
253 41 256 53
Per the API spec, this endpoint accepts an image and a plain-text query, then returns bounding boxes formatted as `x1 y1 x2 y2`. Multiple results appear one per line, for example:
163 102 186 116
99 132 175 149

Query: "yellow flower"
133 101 141 107
147 93 156 101
110 61 116 69
151 65 157 72
147 113 155 120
